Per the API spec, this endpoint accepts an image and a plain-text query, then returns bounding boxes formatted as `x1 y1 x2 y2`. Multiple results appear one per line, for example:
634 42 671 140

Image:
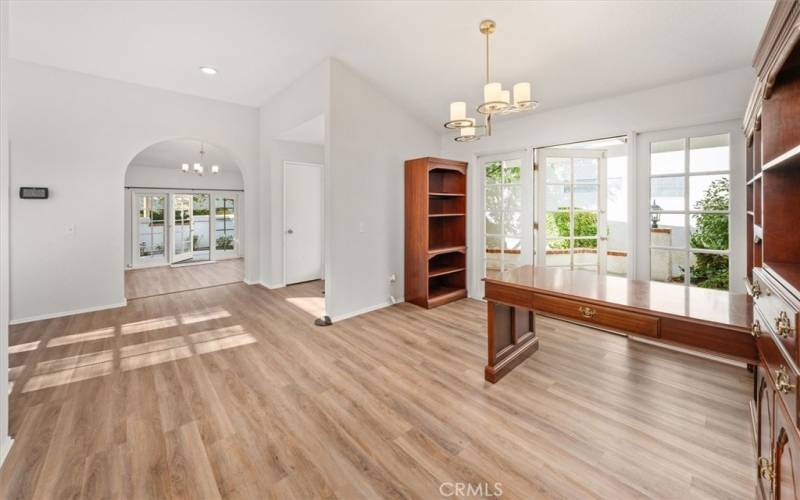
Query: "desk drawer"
534 294 660 338
485 281 534 309
754 268 799 362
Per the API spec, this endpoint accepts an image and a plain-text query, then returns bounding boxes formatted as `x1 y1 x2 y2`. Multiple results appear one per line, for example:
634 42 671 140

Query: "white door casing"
284 162 323 285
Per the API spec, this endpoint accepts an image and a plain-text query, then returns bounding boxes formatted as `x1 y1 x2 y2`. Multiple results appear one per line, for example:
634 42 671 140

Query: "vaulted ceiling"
9 1 774 130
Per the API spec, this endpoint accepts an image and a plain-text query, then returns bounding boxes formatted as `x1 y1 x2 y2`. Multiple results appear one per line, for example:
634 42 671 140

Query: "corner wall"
326 59 440 320
259 60 330 287
0 0 12 464
8 61 260 322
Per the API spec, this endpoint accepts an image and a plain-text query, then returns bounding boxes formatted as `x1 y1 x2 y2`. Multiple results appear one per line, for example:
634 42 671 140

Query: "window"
649 133 730 290
215 196 236 252
136 194 166 263
484 158 522 277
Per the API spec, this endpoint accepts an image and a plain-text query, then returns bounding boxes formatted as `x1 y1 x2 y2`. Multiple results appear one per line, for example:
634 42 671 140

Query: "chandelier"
444 20 538 142
180 142 220 176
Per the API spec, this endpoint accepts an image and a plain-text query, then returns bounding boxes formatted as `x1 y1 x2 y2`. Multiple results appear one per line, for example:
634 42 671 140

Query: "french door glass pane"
137 195 166 259
574 243 598 266
650 176 685 211
650 249 687 284
545 211 571 239
503 211 522 236
689 134 729 173
573 184 598 211
503 185 522 213
689 174 729 210
574 158 599 183
545 184 570 210
503 160 521 183
651 213 686 248
192 194 210 259
545 157 570 182
485 209 502 234
650 139 685 175
573 211 598 237
690 214 728 250
689 252 729 290
545 239 570 266
174 196 192 256
215 196 236 251
485 161 502 183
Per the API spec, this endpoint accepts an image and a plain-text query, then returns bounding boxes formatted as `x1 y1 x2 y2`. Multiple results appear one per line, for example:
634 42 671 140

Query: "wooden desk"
484 266 756 383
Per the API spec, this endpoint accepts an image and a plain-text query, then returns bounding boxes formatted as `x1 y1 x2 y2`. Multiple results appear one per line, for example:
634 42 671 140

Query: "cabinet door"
757 365 775 497
775 405 800 499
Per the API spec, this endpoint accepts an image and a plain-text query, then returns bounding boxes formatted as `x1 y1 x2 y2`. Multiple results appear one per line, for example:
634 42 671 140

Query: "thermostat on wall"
19 187 49 199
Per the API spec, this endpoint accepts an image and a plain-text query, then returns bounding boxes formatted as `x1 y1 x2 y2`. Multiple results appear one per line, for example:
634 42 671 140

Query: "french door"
537 148 607 273
134 193 167 267
171 194 193 263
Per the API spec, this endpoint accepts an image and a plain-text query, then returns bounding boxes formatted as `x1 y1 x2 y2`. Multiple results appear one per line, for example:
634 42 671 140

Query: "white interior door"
537 148 607 273
284 162 323 285
171 193 193 263
133 192 167 267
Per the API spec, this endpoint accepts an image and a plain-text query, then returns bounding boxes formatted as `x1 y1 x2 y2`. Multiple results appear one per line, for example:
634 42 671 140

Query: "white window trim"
635 120 745 293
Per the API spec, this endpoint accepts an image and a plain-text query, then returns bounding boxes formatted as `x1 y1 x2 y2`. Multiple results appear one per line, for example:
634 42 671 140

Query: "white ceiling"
9 1 774 130
276 114 325 145
129 139 237 170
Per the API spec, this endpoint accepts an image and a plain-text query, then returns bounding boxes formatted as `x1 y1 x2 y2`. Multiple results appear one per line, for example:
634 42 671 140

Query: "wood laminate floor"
2 281 756 499
125 258 244 299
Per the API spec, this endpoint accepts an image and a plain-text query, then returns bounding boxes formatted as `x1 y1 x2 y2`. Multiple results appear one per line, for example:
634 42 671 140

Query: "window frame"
637 121 745 292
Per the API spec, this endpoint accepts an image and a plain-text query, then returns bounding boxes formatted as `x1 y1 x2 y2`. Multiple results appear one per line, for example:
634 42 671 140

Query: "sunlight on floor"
286 296 326 318
12 305 259 393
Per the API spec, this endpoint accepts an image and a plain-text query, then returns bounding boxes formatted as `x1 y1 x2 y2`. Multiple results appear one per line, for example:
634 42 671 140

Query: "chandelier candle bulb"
513 82 531 104
193 163 201 171
181 163 189 173
484 83 502 104
450 102 466 121
500 90 510 104
211 165 220 174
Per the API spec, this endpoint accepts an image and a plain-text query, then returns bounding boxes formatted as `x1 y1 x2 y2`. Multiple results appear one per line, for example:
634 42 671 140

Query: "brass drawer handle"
758 456 774 480
579 306 596 319
775 366 796 394
776 311 794 339
749 279 762 299
752 320 761 338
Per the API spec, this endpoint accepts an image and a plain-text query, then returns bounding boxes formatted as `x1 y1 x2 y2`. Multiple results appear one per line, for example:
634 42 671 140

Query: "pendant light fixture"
180 142 220 176
444 20 538 142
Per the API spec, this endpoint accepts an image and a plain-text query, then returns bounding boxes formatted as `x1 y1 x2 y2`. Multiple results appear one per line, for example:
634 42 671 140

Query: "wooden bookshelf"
743 2 800 497
405 157 468 308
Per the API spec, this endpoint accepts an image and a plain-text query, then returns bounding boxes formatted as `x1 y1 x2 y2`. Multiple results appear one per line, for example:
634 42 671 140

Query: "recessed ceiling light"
199 66 218 76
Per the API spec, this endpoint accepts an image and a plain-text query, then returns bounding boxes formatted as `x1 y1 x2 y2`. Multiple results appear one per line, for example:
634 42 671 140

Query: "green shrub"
688 177 729 290
545 210 599 248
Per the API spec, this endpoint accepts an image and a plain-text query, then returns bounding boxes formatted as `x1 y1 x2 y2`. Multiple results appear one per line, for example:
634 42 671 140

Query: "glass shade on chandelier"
180 142 221 176
444 20 539 141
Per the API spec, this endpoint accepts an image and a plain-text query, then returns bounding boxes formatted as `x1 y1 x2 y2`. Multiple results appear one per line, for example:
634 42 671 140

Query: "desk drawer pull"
776 311 794 339
752 320 761 338
775 366 796 394
579 306 596 319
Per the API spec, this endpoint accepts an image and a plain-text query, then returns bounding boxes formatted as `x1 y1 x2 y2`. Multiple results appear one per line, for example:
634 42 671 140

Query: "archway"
123 138 245 299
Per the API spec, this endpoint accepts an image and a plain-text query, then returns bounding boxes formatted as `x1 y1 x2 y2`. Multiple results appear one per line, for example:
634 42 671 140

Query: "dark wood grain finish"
533 293 660 339
405 157 468 309
755 267 800 363
484 266 756 383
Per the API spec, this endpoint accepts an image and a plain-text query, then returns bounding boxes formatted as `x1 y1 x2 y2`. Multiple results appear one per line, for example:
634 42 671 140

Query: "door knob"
287 229 294 234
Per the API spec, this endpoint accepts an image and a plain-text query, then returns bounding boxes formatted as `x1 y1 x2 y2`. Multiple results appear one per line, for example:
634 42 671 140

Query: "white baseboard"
330 301 393 323
0 437 13 468
9 300 128 325
243 278 259 285
263 282 285 289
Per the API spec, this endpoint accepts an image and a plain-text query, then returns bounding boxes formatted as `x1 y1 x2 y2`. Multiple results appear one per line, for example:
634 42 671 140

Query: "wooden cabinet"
405 157 468 308
746 2 800 498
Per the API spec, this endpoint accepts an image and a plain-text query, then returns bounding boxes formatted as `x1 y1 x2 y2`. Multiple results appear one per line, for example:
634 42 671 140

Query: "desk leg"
485 301 539 383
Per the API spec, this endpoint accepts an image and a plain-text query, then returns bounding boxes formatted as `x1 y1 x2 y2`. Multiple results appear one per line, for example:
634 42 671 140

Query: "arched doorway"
123 139 245 299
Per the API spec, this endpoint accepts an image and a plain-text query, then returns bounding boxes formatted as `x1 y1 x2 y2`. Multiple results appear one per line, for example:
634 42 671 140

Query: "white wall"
9 61 259 323
259 60 330 288
326 59 440 320
440 67 753 295
123 164 245 268
0 0 13 465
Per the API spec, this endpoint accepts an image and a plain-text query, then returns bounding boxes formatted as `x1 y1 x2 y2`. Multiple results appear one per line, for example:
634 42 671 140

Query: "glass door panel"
191 194 210 261
214 195 237 255
135 193 167 266
483 158 524 279
538 149 607 274
172 194 193 263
